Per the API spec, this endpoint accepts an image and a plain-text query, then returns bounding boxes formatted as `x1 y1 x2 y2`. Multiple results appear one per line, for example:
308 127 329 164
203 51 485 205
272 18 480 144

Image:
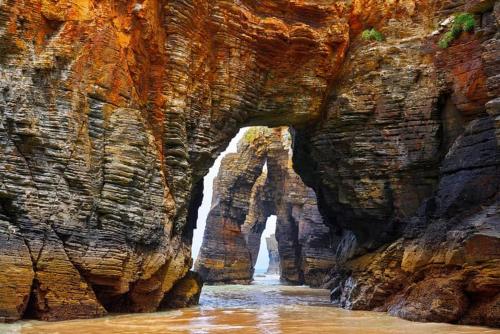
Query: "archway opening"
253 215 278 277
193 126 335 287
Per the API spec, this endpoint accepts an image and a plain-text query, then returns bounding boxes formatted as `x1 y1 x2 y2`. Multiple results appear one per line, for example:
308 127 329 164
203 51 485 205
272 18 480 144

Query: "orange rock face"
0 0 498 327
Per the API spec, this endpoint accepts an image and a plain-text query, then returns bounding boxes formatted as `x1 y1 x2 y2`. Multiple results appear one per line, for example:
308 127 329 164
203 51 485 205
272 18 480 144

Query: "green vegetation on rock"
438 31 456 49
361 28 384 42
243 127 268 143
438 13 476 48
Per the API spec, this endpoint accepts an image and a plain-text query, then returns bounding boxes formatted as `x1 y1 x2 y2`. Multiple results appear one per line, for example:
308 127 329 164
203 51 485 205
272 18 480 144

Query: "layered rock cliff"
293 0 500 326
195 127 336 285
0 0 345 321
0 0 498 327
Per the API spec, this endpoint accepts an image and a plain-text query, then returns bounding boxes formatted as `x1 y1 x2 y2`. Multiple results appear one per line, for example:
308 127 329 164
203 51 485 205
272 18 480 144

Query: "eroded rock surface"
160 271 203 309
293 0 499 326
0 0 346 320
0 0 498 327
194 129 270 284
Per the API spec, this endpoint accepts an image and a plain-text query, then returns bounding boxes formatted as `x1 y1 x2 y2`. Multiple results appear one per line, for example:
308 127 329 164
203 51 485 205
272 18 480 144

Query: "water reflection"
2 275 498 334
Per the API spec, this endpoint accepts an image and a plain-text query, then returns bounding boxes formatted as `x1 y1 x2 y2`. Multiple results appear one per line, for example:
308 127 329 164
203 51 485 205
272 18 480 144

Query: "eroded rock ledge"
0 0 498 327
194 128 335 286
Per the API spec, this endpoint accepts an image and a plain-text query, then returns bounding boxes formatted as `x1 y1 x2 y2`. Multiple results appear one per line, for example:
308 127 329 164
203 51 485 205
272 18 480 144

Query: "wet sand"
2 275 498 334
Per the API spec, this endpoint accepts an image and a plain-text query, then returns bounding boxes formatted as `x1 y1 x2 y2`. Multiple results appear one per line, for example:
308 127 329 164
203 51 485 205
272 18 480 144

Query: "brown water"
1 275 498 334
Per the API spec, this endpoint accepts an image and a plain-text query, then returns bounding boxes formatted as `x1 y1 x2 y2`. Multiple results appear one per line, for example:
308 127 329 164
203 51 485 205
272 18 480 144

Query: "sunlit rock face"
159 271 203 309
0 0 498 326
195 128 336 285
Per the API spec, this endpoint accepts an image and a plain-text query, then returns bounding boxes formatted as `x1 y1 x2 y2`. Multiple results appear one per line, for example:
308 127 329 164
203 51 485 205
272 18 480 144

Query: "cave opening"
192 126 336 287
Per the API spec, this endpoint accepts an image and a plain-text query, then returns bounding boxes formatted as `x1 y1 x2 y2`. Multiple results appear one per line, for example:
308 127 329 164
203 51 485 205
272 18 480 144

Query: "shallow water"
1 275 498 334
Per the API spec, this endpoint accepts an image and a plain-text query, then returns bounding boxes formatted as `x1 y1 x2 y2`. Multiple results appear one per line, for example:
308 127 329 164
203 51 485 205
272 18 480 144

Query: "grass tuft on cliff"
361 28 384 42
438 13 476 48
243 127 269 143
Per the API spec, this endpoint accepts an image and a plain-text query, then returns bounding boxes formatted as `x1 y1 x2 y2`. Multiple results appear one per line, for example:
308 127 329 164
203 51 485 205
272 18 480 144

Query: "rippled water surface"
2 275 498 334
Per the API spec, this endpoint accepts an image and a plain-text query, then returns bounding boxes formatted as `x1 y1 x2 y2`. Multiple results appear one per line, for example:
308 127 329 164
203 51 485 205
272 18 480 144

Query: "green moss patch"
438 13 476 49
361 28 384 42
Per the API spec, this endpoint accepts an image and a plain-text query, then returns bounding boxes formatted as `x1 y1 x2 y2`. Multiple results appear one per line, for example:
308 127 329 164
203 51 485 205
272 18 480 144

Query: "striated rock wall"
293 0 499 326
0 0 498 327
0 0 347 321
195 127 336 286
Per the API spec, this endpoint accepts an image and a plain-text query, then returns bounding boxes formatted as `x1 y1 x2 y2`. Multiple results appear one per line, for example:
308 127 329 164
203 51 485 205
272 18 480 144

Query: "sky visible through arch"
191 127 276 272
255 215 277 272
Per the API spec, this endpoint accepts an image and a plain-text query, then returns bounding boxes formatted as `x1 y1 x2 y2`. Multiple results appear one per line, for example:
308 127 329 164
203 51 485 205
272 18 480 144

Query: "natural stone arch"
0 0 497 326
195 127 336 286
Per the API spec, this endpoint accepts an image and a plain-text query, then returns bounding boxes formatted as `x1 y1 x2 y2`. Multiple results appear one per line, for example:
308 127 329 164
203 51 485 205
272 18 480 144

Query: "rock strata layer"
1 0 345 320
0 0 498 327
293 0 500 327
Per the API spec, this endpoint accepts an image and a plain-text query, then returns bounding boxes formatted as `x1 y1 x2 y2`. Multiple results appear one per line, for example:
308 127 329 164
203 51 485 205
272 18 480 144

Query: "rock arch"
195 127 336 286
0 0 497 326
